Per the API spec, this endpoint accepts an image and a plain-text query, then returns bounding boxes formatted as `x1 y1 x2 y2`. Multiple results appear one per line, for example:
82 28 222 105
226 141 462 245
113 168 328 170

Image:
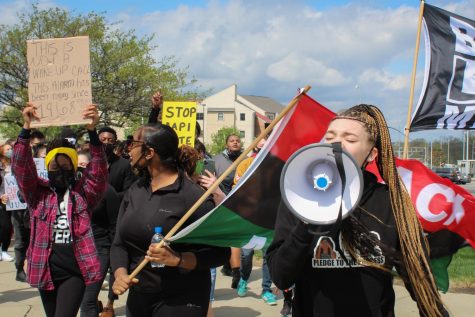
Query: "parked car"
458 169 472 184
432 167 465 184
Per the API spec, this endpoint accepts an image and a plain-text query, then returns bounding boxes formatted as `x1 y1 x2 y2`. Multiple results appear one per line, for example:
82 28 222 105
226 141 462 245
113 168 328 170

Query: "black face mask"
76 167 86 179
103 143 117 161
131 152 147 177
226 149 242 162
48 170 75 193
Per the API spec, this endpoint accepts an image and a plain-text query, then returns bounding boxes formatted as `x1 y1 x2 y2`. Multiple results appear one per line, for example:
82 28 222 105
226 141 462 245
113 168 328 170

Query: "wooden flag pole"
403 0 425 159
128 85 312 279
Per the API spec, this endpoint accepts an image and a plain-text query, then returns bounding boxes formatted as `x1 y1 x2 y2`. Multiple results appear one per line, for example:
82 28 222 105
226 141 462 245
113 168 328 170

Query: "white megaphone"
280 143 364 225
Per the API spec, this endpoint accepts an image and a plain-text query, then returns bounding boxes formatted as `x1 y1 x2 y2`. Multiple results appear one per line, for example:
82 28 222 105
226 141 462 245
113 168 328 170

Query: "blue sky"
1 0 475 142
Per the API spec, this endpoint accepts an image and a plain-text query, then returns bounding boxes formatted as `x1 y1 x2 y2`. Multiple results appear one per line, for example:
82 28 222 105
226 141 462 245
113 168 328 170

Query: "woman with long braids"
266 104 448 317
110 123 230 317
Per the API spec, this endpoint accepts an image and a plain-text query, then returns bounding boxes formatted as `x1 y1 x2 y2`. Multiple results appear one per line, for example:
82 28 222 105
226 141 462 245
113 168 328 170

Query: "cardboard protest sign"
162 101 197 147
27 36 92 127
4 158 48 211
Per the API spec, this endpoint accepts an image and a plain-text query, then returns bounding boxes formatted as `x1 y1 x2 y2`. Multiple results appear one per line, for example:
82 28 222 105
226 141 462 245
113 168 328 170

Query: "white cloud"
0 0 29 25
126 2 420 98
107 0 475 132
358 68 408 91
0 0 57 25
2 0 475 138
267 52 348 86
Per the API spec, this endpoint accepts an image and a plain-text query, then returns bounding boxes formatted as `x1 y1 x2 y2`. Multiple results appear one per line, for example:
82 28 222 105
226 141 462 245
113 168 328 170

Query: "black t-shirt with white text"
49 191 81 280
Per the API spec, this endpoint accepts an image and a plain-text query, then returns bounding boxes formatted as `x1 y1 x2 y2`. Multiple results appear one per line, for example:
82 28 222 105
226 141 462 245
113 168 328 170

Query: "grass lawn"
448 246 475 289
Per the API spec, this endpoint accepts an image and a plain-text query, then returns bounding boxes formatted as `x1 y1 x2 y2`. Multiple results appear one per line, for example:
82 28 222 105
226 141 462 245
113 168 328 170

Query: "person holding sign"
110 122 230 317
11 102 108 317
0 143 15 263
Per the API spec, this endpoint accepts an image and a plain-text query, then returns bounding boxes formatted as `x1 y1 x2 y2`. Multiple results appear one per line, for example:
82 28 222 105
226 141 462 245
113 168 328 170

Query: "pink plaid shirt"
12 136 108 290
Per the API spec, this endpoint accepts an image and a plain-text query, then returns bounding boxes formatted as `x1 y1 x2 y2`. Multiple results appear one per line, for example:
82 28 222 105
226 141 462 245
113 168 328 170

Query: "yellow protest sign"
27 36 92 127
162 101 197 147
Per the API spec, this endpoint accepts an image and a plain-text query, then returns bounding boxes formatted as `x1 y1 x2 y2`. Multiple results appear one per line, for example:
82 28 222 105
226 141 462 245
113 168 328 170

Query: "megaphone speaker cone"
312 161 334 191
280 143 364 225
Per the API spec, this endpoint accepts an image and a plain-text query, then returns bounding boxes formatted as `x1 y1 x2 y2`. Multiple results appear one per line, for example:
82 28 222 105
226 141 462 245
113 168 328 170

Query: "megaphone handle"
329 143 351 267
331 142 346 231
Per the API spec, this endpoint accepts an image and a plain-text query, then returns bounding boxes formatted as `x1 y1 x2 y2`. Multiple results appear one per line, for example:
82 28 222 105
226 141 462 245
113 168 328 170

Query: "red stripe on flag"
270 94 335 161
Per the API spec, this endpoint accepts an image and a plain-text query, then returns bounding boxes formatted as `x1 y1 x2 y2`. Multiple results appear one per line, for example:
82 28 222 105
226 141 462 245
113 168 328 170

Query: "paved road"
0 259 474 316
461 180 475 194
1 182 473 316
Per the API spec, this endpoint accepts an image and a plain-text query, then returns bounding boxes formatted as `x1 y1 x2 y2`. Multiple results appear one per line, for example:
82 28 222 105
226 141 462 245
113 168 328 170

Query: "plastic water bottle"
151 226 165 268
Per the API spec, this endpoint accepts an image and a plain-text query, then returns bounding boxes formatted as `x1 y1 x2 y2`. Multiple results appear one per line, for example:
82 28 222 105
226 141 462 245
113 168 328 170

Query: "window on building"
218 112 224 121
197 112 204 120
239 130 245 138
267 113 275 120
240 113 246 121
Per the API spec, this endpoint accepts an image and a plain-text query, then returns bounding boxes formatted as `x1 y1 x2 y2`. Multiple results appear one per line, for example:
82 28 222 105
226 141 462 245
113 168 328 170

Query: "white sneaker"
1 252 14 262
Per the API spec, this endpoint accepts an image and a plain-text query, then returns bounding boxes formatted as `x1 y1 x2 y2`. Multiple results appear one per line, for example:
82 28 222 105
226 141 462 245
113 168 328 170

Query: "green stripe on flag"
173 206 274 249
430 255 453 293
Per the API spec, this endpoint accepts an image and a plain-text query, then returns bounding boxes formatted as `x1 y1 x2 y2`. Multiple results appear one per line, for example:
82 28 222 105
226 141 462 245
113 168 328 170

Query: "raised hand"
22 102 40 129
151 91 163 110
82 104 100 131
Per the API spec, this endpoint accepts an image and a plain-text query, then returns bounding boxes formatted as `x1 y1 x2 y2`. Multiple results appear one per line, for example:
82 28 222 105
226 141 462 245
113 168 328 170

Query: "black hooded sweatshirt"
266 171 426 317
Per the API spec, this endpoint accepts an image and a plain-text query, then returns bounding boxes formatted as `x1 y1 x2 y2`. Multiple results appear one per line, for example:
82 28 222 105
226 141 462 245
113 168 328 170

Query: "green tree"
0 5 207 139
208 126 241 156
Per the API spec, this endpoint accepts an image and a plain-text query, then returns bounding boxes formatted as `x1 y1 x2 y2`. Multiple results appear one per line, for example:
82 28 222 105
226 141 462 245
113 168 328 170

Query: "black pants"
80 244 116 316
0 205 12 252
39 275 86 317
11 209 30 270
126 288 205 317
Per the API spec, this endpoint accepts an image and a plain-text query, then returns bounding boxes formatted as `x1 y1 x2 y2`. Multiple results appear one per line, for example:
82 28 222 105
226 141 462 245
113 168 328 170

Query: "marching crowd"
0 91 450 317
0 92 290 317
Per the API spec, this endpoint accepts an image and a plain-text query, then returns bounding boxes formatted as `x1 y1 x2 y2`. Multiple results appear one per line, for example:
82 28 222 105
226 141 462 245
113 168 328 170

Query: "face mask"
226 149 241 161
48 170 75 193
103 143 116 160
76 167 86 179
131 152 147 177
4 149 12 159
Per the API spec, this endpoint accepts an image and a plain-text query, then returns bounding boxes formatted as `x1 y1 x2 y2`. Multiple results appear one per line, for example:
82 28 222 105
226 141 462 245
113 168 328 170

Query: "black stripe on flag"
410 4 475 131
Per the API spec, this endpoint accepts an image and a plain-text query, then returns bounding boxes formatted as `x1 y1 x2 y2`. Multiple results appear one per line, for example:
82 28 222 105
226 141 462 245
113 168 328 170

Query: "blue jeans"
210 267 216 301
240 248 272 293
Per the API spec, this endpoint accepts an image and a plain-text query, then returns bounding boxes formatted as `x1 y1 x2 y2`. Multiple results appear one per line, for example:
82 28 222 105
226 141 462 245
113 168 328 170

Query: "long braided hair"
334 104 444 317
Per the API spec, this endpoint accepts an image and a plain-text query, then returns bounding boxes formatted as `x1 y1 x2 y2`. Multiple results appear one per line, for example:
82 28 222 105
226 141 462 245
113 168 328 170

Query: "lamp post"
430 140 433 169
467 131 470 161
202 103 206 144
447 137 450 164
388 126 404 157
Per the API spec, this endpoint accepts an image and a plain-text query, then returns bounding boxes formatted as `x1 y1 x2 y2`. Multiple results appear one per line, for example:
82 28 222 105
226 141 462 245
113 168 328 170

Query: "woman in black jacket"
111 123 230 317
266 104 447 317
78 149 121 317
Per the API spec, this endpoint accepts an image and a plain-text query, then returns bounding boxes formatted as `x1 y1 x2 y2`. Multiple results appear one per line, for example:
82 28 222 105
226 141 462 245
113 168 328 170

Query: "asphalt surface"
0 259 474 316
0 181 473 316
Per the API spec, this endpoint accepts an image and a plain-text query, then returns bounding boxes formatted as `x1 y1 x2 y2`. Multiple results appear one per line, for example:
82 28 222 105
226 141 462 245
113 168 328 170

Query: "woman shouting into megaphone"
266 105 449 317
